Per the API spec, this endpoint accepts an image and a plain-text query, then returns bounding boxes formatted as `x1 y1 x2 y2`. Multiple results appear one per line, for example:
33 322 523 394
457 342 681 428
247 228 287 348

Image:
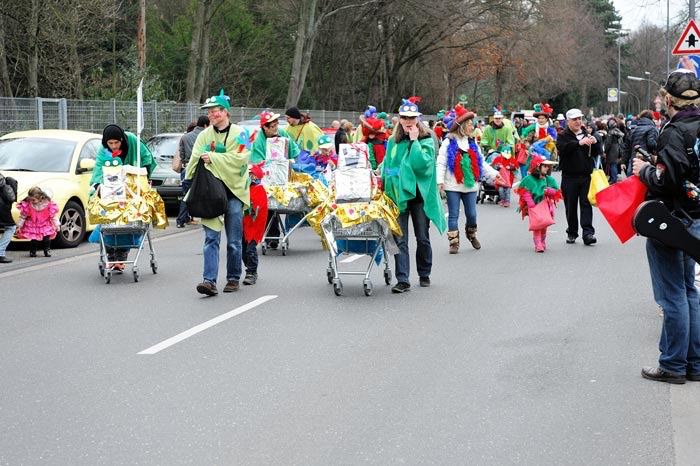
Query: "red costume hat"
533 103 554 118
260 111 280 127
451 104 476 129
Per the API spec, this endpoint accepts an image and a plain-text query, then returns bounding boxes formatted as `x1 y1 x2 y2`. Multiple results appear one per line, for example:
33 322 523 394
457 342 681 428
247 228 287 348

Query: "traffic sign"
672 19 700 55
607 88 618 102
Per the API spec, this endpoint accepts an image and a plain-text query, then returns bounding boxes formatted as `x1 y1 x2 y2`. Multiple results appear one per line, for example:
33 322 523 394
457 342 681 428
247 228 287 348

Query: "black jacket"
621 117 658 166
638 108 700 219
0 175 18 227
556 126 600 176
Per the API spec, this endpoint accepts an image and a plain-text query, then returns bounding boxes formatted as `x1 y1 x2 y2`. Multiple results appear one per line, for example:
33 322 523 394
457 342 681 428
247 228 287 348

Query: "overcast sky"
612 0 687 31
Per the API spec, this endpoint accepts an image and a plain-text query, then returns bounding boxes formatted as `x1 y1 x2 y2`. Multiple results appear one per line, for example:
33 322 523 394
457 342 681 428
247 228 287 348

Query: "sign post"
607 88 618 102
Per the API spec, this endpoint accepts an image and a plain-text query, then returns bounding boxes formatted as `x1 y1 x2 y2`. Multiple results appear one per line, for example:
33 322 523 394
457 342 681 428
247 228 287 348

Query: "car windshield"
0 137 76 172
147 136 180 162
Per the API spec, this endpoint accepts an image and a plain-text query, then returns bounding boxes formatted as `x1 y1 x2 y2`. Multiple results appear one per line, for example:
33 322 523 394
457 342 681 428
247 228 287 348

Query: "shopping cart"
97 221 157 284
261 194 313 256
321 216 393 296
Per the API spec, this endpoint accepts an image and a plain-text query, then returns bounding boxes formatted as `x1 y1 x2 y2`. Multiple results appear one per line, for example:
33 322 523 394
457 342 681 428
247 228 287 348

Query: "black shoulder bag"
185 159 229 218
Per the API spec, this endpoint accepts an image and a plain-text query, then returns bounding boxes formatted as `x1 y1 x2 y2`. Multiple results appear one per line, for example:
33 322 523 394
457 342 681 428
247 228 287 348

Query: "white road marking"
340 254 364 263
138 295 277 355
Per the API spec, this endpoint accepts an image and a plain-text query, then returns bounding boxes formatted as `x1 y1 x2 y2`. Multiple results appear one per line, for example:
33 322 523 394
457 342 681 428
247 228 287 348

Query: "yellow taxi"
0 130 100 247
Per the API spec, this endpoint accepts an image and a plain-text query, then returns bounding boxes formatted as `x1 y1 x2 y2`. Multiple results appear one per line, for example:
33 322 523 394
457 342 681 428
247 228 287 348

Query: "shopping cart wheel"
363 279 373 296
383 269 392 285
104 271 112 284
98 263 105 277
333 279 343 296
133 267 140 283
326 267 333 284
150 260 158 274
281 243 287 256
261 243 267 255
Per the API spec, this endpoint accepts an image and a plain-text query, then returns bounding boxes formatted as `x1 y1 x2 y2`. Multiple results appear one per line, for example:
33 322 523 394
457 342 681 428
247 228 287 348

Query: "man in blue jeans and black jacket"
634 69 700 384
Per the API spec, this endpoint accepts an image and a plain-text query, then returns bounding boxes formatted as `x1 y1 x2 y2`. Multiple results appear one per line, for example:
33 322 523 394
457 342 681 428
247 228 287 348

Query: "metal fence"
0 97 374 137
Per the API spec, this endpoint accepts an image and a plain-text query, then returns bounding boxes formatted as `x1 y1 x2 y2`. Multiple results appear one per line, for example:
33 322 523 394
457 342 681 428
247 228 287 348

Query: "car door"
76 139 101 223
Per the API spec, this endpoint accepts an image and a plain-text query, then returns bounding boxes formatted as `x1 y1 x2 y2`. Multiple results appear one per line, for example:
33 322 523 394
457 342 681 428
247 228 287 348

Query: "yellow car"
0 130 100 248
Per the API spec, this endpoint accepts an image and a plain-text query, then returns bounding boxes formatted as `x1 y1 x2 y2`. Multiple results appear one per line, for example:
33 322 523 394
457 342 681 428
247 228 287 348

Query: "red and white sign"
672 19 700 55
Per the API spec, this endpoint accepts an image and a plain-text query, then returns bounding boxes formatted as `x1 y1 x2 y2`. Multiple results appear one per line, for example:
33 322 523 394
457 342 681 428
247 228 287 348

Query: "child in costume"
490 145 518 208
358 106 389 169
242 164 268 285
313 135 337 172
515 155 561 253
16 186 60 257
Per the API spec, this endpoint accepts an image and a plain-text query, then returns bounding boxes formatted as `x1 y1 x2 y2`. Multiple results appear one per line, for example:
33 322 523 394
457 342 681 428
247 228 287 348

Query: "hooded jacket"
0 175 18 227
90 125 158 186
621 117 658 166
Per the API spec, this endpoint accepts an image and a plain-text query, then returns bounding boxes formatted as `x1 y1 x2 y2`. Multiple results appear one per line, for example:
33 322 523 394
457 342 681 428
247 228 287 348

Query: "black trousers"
561 175 595 238
29 235 51 253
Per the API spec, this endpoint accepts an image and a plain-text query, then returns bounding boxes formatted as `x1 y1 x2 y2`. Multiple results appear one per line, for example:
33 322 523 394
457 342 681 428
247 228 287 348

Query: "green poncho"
285 121 324 153
480 120 519 152
90 131 157 186
185 124 251 231
250 128 301 164
381 136 446 234
518 174 559 204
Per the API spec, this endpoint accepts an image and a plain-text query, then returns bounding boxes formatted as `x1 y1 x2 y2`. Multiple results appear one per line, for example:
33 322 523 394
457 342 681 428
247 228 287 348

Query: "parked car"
145 133 183 209
0 130 100 247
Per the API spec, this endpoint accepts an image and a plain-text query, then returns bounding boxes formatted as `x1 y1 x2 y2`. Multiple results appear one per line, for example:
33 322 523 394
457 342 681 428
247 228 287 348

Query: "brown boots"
466 225 481 250
447 230 459 254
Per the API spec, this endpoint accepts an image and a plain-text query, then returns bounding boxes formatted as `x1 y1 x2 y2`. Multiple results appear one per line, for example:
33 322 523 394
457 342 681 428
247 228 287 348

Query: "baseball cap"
663 69 700 100
565 108 584 120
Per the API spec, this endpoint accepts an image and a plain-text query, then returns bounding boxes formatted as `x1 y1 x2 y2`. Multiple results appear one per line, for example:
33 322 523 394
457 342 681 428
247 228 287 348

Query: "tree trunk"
69 14 83 99
285 0 317 108
195 26 211 102
580 82 588 112
186 0 208 102
27 0 40 97
0 12 13 97
112 15 117 96
494 66 503 107
137 0 146 70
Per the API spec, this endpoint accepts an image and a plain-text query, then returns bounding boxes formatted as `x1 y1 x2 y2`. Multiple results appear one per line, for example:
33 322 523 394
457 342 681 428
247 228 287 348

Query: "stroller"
477 178 500 204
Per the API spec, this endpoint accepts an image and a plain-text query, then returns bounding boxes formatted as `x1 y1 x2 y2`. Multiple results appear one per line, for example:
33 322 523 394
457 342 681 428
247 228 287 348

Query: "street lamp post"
606 28 630 115
620 91 641 115
644 71 651 109
626 75 660 111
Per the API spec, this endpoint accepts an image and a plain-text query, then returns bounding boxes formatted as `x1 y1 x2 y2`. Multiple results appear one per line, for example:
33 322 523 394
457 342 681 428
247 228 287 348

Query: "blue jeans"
393 192 432 283
445 190 477 231
176 172 192 226
202 197 243 284
0 225 16 256
645 219 700 375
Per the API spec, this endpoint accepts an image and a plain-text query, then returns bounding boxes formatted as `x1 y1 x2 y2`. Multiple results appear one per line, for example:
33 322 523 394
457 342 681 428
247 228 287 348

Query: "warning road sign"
672 19 700 55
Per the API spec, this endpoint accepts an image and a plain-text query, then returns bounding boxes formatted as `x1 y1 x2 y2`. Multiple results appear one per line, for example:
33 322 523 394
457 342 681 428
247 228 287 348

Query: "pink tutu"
17 200 59 240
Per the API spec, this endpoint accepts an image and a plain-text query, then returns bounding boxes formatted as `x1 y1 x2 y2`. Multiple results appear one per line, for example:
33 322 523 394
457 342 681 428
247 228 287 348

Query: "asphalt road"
1 199 699 465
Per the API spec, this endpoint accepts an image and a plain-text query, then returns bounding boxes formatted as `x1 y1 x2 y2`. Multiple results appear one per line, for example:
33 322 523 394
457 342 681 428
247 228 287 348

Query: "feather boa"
446 137 484 188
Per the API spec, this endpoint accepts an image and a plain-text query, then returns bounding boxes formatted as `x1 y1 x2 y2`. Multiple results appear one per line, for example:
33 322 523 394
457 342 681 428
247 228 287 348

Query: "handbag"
185 159 229 218
495 166 512 188
595 175 647 243
528 199 555 231
588 169 609 206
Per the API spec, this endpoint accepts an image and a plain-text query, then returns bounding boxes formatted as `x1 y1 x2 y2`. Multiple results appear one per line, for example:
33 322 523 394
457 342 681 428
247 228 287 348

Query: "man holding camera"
556 108 601 245
633 69 700 384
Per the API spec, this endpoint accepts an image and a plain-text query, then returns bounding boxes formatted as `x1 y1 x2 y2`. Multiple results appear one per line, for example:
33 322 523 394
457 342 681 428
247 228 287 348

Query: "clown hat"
364 105 377 118
201 88 231 110
533 103 554 117
398 96 422 117
259 110 280 127
318 134 334 149
451 104 475 129
529 155 557 173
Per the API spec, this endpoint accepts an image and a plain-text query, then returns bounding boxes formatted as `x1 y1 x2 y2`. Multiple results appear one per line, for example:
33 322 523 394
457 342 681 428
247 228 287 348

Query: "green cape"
90 131 157 186
185 124 251 230
381 136 446 234
518 174 559 204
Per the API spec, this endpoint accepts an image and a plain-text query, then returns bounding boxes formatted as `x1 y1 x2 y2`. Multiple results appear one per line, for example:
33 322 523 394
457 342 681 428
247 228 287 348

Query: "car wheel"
55 200 86 248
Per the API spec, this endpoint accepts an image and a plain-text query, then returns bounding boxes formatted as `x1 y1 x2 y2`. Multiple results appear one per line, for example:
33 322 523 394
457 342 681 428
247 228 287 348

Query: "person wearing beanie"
284 106 324 153
633 69 700 384
90 124 158 190
89 123 158 271
480 109 519 155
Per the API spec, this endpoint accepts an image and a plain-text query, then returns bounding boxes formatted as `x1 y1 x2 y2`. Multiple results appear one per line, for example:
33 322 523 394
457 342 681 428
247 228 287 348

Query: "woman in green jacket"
381 98 446 293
